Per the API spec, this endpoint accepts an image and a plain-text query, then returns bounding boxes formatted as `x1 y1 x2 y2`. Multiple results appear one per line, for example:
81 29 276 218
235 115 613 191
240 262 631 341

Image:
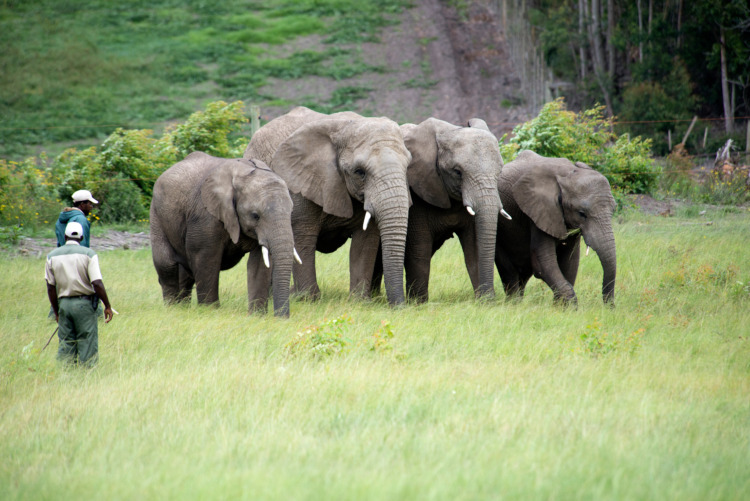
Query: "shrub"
166 100 248 159
500 98 660 195
0 100 250 228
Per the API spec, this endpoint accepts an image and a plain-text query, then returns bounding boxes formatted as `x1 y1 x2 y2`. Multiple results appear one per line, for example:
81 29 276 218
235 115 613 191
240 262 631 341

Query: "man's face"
80 200 94 216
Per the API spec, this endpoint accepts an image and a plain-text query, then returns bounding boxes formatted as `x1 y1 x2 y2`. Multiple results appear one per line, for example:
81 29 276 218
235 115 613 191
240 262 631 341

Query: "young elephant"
495 150 617 305
150 152 297 317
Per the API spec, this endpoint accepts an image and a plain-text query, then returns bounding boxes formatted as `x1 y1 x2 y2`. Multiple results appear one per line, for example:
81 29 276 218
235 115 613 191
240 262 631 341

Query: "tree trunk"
579 0 587 79
720 26 733 133
587 0 614 115
606 0 614 75
637 0 643 62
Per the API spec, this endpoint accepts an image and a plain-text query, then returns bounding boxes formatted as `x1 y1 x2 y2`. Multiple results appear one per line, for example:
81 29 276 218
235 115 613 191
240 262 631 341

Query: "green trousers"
57 296 99 366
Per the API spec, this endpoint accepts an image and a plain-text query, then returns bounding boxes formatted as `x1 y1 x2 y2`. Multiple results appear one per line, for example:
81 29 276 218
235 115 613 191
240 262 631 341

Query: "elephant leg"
495 249 524 298
247 248 270 314
188 247 222 305
369 245 383 297
456 226 481 295
349 226 381 300
291 230 321 301
557 235 581 287
176 264 195 303
404 235 433 304
530 227 576 305
150 221 182 303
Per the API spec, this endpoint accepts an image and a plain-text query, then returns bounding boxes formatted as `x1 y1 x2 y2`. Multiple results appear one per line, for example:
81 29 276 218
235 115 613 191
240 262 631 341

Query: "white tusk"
262 246 270 268
294 248 302 264
586 246 591 256
466 206 476 216
363 211 372 231
500 209 512 220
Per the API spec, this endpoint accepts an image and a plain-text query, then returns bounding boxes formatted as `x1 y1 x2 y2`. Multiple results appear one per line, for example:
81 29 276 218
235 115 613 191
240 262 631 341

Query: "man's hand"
103 306 114 323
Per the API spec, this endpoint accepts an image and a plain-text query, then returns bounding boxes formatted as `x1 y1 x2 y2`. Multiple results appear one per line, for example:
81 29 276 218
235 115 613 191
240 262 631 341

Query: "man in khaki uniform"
45 221 114 366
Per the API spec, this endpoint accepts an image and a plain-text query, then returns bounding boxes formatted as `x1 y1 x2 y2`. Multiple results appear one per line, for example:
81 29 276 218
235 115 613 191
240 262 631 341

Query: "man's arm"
47 283 59 322
91 279 113 323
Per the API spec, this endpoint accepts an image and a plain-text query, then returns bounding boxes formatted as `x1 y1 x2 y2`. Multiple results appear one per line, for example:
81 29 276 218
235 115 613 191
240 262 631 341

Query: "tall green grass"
1 210 749 499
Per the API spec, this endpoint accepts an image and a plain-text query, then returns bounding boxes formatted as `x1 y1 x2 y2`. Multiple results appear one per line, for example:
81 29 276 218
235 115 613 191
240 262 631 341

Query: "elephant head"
511 150 617 304
401 117 505 298
268 114 412 306
201 158 296 316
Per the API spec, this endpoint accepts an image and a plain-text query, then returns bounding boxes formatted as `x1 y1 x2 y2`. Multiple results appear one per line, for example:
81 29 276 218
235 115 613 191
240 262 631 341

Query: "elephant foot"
552 294 578 309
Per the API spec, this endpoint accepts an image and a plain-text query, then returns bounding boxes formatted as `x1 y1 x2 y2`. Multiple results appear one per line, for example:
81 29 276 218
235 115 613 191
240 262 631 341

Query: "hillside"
0 0 532 158
258 0 533 139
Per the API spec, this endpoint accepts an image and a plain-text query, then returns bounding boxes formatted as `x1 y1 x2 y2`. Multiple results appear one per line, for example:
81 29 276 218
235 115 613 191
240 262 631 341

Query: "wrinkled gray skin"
243 106 412 306
395 117 504 302
150 152 295 317
495 150 617 305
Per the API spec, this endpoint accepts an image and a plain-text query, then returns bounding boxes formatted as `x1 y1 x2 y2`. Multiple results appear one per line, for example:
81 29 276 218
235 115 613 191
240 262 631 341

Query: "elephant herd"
149 106 617 317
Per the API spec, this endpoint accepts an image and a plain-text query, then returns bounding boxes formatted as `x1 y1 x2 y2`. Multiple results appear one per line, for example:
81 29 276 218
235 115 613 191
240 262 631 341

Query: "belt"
60 295 94 300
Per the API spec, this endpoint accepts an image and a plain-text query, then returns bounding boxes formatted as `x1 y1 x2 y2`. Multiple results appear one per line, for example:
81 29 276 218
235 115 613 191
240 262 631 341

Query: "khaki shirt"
45 241 103 298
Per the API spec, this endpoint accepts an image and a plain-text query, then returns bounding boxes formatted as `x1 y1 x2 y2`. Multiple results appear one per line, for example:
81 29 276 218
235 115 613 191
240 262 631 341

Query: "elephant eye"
578 210 587 219
252 212 260 221
354 168 366 178
453 168 462 178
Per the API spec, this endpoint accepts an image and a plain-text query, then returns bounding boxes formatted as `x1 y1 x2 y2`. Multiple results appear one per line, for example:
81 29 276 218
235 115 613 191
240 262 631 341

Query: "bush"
167 100 248 159
0 100 250 229
500 98 661 195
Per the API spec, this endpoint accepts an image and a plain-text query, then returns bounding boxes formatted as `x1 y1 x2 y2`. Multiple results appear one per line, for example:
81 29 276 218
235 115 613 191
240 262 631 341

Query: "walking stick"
42 326 59 351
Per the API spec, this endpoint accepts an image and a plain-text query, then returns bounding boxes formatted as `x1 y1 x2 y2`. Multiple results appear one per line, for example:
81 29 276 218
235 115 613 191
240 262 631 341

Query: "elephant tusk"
294 248 302 265
500 209 512 220
466 206 476 216
262 246 270 268
363 211 372 231
586 246 591 256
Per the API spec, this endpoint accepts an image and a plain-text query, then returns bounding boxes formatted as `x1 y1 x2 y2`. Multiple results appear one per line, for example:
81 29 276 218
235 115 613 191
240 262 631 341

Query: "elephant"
494 150 617 306
393 117 510 302
243 106 412 306
150 152 297 317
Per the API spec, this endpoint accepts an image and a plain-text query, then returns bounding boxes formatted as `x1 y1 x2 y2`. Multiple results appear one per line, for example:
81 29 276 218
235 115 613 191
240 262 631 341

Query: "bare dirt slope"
259 0 533 139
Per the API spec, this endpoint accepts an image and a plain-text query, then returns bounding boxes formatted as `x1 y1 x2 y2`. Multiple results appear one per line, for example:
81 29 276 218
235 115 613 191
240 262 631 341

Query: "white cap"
65 222 84 239
72 189 98 204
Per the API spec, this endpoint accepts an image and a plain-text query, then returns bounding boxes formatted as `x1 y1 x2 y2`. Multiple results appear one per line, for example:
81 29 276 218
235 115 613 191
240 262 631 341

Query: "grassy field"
1 208 749 500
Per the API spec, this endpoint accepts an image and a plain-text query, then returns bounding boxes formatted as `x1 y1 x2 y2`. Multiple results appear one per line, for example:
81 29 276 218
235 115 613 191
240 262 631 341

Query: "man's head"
64 221 84 242
71 190 98 216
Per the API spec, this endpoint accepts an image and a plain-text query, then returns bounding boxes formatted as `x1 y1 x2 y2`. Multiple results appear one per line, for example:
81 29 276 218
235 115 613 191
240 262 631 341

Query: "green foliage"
0 100 248 227
0 156 62 230
618 59 698 156
286 315 353 359
574 319 644 358
500 98 661 195
166 100 248 159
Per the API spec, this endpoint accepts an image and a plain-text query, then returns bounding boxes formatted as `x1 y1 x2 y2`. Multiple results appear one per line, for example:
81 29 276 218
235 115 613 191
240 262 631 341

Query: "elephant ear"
201 159 253 244
402 118 451 208
512 165 568 240
467 118 491 132
270 119 353 219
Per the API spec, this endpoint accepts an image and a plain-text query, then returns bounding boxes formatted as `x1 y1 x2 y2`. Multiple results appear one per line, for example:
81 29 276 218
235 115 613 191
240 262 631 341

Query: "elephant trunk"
466 188 501 299
268 229 295 317
368 174 409 306
584 218 617 305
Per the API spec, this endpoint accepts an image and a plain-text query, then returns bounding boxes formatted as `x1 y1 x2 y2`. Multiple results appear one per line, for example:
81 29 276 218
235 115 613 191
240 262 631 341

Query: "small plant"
370 320 394 353
575 319 644 358
286 315 353 359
